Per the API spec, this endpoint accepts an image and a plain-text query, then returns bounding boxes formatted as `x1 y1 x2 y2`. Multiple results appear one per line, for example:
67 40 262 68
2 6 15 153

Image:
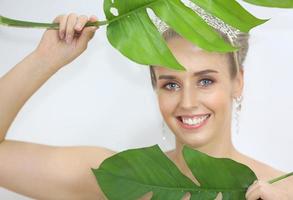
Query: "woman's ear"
232 68 244 98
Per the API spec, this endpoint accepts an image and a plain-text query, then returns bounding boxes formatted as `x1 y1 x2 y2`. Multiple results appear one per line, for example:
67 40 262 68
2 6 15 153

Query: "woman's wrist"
31 49 63 73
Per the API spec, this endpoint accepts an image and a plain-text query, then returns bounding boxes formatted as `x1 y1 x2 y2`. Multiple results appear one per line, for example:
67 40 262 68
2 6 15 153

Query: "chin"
174 132 214 148
167 116 216 148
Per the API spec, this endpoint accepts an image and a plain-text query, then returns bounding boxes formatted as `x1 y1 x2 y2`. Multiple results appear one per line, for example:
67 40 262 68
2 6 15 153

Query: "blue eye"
198 79 214 87
164 83 180 91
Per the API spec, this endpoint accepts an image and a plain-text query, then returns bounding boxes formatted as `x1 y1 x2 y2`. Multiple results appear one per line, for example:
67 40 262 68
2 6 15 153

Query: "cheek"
207 92 228 109
202 87 232 116
157 92 180 117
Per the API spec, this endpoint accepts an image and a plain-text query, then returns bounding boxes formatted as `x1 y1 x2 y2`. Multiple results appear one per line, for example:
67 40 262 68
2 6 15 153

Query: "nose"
179 85 199 110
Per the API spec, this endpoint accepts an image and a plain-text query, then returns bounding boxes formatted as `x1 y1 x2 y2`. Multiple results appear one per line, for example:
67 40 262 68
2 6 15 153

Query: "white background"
0 0 292 199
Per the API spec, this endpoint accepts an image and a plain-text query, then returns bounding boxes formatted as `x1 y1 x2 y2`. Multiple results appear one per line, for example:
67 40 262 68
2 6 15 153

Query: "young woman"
0 14 292 200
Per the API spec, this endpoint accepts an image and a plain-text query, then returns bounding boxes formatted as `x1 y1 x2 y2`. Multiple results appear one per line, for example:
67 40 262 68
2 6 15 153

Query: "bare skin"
152 37 246 185
0 14 292 200
153 36 293 200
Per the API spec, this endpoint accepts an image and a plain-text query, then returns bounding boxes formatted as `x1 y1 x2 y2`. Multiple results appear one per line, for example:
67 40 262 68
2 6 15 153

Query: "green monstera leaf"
92 145 258 200
1 0 268 71
92 145 293 200
243 0 293 8
0 1 292 70
102 0 265 70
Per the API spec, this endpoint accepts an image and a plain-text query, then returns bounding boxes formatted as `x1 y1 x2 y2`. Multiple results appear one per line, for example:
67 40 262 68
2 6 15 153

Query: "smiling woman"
149 21 248 150
0 0 293 200
149 26 293 199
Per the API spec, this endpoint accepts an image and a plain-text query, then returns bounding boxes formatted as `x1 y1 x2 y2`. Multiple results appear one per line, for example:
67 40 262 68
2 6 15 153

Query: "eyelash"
163 82 180 91
162 78 214 91
198 78 214 87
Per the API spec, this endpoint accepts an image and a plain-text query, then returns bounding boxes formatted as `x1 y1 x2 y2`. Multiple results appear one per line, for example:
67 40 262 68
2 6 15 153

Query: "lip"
176 114 211 130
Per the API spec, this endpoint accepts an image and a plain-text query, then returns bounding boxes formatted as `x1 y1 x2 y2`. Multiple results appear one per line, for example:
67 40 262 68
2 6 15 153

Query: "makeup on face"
176 114 211 131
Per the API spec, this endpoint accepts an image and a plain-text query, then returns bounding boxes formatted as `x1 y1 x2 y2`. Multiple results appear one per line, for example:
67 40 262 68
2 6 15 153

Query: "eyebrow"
158 69 219 80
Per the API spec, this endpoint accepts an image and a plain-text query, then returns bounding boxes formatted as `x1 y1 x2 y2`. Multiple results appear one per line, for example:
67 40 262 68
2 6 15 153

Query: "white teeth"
181 115 209 126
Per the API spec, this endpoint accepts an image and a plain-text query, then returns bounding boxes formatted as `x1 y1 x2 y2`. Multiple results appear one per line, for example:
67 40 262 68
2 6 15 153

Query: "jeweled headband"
151 1 243 71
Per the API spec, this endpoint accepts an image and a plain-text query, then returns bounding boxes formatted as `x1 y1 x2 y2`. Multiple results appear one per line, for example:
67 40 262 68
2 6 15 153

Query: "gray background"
0 0 292 199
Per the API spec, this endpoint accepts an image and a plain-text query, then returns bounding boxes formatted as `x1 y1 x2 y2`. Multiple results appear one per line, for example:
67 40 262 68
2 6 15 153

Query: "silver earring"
234 95 243 135
162 121 167 141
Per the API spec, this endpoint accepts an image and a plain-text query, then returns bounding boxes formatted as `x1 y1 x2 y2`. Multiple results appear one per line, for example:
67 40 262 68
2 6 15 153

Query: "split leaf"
92 145 258 200
103 0 265 70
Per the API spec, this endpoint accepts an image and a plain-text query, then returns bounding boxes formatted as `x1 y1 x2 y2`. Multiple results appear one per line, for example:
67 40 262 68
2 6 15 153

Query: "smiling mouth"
176 114 211 129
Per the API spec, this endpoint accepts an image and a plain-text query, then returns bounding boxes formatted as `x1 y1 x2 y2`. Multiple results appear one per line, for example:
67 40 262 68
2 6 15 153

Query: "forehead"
154 37 231 76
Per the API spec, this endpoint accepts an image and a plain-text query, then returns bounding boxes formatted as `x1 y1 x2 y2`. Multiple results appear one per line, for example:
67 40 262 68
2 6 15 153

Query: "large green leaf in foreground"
92 145 257 200
1 0 292 70
103 0 266 70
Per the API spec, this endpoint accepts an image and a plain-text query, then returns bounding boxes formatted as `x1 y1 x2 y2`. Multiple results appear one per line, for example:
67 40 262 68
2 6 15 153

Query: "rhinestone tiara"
150 1 243 71
151 1 241 46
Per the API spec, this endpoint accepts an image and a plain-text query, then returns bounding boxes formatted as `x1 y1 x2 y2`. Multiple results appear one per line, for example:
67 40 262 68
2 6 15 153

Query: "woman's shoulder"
235 151 293 194
165 149 292 186
235 152 287 181
165 149 292 197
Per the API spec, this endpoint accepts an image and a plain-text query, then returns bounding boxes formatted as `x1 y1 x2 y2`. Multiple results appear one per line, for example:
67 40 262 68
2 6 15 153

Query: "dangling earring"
161 121 167 141
234 95 243 135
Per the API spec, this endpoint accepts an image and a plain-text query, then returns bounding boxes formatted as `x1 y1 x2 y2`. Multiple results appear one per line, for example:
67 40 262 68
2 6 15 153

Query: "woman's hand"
34 13 99 70
245 180 289 200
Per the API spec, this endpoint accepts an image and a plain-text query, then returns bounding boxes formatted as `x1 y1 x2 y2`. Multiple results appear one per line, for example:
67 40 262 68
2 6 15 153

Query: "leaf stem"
268 172 293 184
0 15 109 29
1 1 158 30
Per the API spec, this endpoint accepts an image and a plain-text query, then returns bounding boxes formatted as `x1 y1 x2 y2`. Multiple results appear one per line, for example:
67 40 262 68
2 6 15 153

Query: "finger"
83 21 98 38
74 15 88 32
53 15 61 23
78 16 99 43
89 15 99 30
65 13 78 44
78 26 97 48
245 180 259 199
75 26 97 52
58 15 68 40
181 192 191 200
246 190 261 200
52 14 67 39
89 15 98 22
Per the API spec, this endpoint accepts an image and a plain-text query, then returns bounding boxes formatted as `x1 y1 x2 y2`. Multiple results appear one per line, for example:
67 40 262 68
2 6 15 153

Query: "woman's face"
153 37 243 148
